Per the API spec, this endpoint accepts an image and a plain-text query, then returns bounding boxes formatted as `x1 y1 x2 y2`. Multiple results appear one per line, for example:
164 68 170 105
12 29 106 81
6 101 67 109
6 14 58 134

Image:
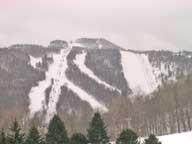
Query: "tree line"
0 113 161 144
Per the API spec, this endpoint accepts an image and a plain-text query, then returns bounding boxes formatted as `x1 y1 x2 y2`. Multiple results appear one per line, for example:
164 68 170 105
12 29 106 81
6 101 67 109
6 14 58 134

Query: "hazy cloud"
0 0 192 51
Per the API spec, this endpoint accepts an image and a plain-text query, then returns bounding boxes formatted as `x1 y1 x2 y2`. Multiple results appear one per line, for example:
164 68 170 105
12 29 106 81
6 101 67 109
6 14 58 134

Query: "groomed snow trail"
121 51 158 95
45 47 108 123
29 45 108 123
45 47 71 123
74 51 121 94
29 49 69 117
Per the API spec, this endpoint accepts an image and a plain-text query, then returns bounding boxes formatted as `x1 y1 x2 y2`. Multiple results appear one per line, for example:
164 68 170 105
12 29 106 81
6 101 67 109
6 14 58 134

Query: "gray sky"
0 0 192 51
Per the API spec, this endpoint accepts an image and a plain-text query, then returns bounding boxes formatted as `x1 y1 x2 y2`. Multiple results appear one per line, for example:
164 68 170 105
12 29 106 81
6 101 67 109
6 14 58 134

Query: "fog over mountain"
0 0 192 51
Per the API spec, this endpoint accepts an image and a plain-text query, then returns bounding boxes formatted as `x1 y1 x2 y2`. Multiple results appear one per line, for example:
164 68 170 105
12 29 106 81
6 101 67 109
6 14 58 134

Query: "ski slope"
29 51 64 117
45 48 108 123
29 45 108 122
45 47 71 123
121 51 159 95
74 51 121 94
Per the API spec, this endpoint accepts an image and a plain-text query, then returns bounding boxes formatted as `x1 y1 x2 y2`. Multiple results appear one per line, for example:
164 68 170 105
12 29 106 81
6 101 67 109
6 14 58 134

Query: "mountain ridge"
0 38 192 136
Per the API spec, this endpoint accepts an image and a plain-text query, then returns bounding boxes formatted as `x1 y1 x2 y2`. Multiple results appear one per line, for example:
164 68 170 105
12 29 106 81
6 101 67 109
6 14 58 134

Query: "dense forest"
0 113 161 144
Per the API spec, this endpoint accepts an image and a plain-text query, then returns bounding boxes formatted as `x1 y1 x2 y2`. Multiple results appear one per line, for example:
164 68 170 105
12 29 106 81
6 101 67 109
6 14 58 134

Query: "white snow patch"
74 51 121 93
29 78 51 117
121 51 159 95
140 131 192 144
98 44 103 49
72 42 86 48
29 56 42 69
188 55 192 58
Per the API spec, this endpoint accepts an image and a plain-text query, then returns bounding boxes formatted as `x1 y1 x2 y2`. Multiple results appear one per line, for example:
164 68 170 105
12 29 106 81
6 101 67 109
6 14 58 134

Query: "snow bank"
140 131 192 144
72 42 87 48
74 51 121 93
159 131 192 144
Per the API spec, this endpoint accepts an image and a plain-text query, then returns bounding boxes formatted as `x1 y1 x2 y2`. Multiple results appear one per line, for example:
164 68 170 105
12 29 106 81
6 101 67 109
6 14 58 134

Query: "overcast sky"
0 0 192 51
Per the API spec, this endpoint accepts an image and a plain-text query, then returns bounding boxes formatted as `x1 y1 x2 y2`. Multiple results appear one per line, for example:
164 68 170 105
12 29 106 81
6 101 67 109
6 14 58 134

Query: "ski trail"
28 50 67 117
29 45 108 123
45 47 71 123
121 51 158 95
74 51 121 94
45 47 108 123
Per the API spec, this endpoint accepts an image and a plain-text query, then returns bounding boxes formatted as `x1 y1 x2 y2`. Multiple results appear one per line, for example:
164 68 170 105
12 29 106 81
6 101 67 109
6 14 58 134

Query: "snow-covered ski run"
29 46 108 123
74 51 121 94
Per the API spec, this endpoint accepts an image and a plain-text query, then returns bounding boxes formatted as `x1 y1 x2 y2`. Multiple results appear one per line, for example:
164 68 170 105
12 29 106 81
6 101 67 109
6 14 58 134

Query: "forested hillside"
105 74 192 137
0 39 192 138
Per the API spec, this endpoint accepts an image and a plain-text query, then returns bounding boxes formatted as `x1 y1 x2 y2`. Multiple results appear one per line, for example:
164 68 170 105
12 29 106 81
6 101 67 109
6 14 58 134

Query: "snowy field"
139 131 192 144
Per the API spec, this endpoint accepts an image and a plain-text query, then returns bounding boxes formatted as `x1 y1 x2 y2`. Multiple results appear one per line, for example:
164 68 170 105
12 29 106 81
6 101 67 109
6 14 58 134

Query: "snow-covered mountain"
1 38 192 127
28 39 192 122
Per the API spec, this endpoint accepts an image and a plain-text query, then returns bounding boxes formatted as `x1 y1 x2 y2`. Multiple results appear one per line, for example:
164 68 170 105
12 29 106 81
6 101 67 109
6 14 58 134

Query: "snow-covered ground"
120 51 159 95
74 51 121 94
159 131 192 144
140 131 192 144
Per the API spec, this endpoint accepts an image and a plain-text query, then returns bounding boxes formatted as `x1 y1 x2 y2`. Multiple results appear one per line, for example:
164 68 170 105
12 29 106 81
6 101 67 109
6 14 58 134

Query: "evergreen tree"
46 115 69 144
70 133 87 144
0 129 7 144
25 125 44 144
116 129 139 144
7 119 24 144
145 134 161 144
87 113 109 144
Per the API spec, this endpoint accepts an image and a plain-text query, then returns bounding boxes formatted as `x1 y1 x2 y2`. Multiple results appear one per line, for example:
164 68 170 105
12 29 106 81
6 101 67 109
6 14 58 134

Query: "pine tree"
46 115 69 144
145 134 161 144
87 112 109 144
7 119 25 144
70 133 87 144
25 125 44 144
116 129 139 144
0 129 7 144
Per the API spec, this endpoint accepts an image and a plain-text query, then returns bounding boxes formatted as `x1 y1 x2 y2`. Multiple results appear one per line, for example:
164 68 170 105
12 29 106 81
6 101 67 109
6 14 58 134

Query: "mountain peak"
74 38 124 50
